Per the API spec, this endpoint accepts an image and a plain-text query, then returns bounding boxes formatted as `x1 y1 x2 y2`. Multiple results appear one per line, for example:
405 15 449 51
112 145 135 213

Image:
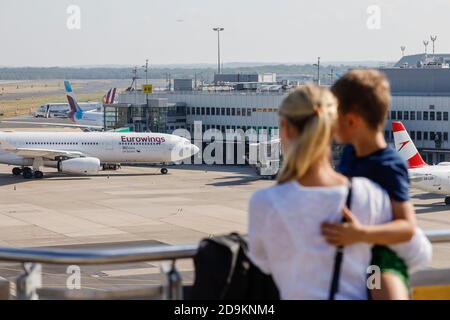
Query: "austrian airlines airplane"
0 131 199 179
392 121 450 204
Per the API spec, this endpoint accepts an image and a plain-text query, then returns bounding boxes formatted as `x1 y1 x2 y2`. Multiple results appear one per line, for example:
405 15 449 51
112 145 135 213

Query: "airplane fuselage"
409 165 450 195
71 111 104 127
0 131 197 167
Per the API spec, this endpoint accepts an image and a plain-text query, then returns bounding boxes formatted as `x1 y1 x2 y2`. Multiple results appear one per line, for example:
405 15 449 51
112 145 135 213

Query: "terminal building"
384 53 450 164
107 55 450 165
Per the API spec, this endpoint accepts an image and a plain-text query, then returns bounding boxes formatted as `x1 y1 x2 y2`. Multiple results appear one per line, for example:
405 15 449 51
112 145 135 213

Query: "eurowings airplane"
65 80 108 129
392 121 450 204
0 131 199 179
0 81 116 131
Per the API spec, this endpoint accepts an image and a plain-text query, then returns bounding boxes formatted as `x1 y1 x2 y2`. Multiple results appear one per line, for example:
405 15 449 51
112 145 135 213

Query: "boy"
322 69 417 299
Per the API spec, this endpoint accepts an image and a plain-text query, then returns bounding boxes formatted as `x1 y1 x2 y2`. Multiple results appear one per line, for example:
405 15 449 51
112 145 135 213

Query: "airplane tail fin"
103 88 117 104
64 80 83 122
392 121 427 168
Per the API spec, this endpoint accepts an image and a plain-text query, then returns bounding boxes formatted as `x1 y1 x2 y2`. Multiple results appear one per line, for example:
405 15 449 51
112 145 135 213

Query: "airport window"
207 108 211 115
430 132 436 140
417 111 422 120
201 108 205 115
226 108 231 116
231 108 235 116
430 111 435 121
252 108 257 113
424 132 428 140
196 107 200 115
397 111 402 120
423 111 429 121
216 107 220 115
237 108 241 116
242 108 246 116
211 108 215 116
404 111 409 120
390 111 396 120
417 131 422 140
187 107 191 115
221 108 225 116
444 112 449 121
247 109 252 116
411 131 416 140
445 132 448 141
437 112 442 121
410 111 416 121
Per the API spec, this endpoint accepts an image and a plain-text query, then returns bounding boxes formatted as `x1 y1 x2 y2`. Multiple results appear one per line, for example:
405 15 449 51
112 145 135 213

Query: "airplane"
0 81 116 131
0 131 200 179
65 80 110 129
392 121 450 204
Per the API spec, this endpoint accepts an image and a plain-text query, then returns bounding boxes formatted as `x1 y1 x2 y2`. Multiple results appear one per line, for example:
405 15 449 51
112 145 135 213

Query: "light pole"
401 46 406 57
423 40 429 56
142 59 149 85
142 59 150 132
430 35 437 55
213 27 224 74
313 57 321 85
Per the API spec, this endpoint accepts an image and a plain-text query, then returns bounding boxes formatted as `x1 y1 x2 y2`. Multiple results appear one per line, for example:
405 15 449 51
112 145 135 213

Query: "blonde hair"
277 85 337 184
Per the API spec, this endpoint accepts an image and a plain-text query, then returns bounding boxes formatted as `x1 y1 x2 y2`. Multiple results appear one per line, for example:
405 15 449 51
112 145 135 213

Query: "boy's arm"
321 200 416 246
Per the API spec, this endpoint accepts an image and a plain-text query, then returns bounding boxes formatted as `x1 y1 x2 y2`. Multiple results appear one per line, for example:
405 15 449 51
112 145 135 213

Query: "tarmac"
0 120 450 295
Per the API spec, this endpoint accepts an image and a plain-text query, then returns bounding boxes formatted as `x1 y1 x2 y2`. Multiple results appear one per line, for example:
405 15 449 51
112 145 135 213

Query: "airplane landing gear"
102 164 121 171
17 167 44 179
12 167 22 176
161 168 168 175
445 197 450 205
23 168 33 179
34 171 44 179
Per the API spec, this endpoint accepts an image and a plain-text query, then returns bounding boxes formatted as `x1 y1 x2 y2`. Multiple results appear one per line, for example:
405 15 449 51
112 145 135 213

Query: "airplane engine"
58 157 101 175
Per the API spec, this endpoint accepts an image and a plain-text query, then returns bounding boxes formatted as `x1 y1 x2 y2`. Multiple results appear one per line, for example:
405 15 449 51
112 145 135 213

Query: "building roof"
394 54 450 67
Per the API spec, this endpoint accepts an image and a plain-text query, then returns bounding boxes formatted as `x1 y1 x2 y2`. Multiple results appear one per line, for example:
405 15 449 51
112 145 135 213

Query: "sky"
1 0 449 67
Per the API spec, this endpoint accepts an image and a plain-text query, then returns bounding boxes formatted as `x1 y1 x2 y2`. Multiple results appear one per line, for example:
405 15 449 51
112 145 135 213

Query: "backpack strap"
328 179 353 300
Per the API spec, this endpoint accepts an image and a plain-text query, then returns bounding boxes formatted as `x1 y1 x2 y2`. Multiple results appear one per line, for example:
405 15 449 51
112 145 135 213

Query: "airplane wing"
0 120 103 130
0 140 85 160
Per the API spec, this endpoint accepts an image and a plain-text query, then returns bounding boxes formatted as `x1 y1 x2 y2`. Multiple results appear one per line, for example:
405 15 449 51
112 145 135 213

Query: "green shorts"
371 245 409 289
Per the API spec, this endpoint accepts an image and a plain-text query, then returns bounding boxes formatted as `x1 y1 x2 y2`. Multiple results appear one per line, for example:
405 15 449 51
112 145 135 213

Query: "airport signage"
143 84 153 94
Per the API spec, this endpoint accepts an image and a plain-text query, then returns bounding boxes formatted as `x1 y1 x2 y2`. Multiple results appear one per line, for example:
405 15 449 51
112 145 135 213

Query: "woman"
248 85 430 299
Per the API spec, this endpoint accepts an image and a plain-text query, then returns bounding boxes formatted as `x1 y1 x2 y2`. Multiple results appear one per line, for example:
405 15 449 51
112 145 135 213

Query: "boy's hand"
321 207 366 246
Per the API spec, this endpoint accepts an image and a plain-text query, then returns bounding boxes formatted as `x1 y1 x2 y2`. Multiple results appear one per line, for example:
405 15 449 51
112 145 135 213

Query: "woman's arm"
248 191 271 274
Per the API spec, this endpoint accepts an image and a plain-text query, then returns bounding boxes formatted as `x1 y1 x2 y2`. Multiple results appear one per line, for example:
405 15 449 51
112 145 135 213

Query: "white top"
248 177 432 300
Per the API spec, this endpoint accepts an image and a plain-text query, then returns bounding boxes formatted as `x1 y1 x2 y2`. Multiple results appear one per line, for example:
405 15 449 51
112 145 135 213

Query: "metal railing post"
16 263 42 300
0 276 10 300
160 261 183 300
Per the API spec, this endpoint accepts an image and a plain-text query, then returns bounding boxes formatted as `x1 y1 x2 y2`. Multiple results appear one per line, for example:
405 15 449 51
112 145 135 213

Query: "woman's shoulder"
350 177 392 222
351 176 388 197
249 182 294 213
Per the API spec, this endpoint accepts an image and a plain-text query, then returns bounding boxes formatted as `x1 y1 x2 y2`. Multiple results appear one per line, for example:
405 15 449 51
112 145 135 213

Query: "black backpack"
185 233 279 300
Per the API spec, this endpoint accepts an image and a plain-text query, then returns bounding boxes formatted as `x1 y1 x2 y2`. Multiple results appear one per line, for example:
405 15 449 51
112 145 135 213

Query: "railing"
0 230 449 300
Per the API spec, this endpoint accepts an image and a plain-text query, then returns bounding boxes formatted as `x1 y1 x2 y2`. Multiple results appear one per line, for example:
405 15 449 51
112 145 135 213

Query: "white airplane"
0 81 116 131
392 121 450 204
0 131 199 179
65 80 110 129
